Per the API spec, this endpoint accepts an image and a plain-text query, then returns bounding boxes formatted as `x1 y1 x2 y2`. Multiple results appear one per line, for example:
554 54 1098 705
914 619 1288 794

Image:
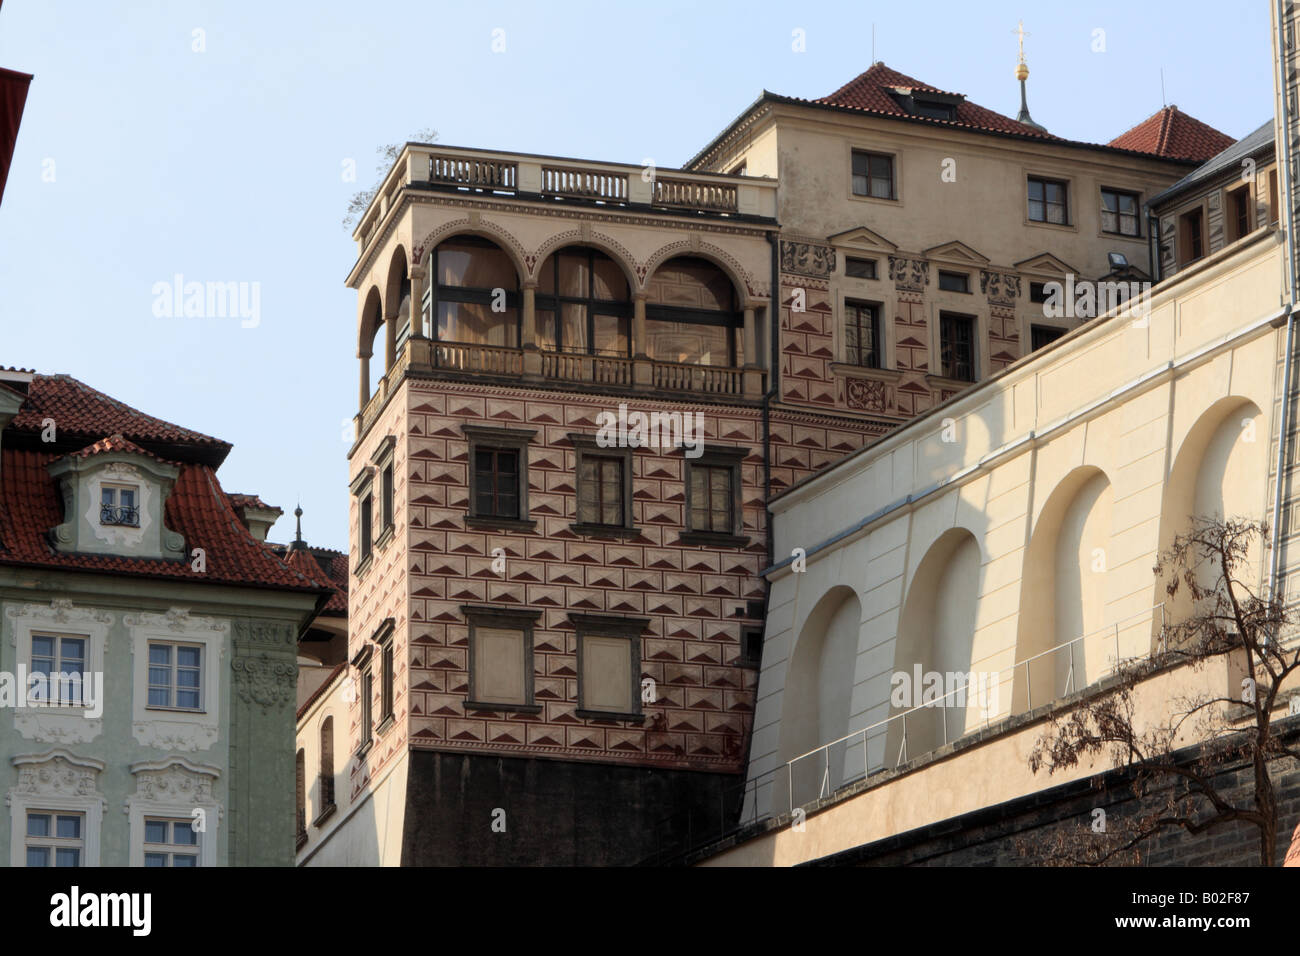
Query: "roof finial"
289 503 306 550
1013 19 1047 133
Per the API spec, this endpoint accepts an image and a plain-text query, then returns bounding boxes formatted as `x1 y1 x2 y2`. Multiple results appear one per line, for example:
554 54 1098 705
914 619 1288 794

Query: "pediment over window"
1013 251 1079 277
46 435 186 560
12 748 105 797
922 240 990 265
827 226 897 252
128 757 221 804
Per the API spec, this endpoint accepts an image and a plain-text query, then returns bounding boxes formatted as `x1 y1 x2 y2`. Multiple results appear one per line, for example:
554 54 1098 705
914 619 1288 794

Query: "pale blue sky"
0 1 1275 550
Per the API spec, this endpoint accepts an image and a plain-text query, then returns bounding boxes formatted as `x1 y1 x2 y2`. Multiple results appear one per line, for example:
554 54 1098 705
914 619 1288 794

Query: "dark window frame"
1100 187 1142 237
939 312 977 383
375 619 395 734
1028 176 1070 226
1031 324 1066 352
421 235 522 347
462 425 537 531
371 435 396 550
570 612 649 721
844 299 882 370
350 468 375 576
352 641 375 757
535 246 633 357
462 605 542 714
844 256 878 279
1180 206 1205 263
569 433 637 538
682 445 750 548
315 716 336 826
937 270 970 293
644 257 744 367
1226 184 1254 243
851 149 896 201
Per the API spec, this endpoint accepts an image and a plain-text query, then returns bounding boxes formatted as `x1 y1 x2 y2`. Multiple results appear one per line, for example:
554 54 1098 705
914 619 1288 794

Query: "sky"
0 0 1277 551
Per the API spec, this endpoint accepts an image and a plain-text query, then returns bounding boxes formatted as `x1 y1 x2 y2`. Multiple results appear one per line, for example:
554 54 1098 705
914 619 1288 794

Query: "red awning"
0 66 33 207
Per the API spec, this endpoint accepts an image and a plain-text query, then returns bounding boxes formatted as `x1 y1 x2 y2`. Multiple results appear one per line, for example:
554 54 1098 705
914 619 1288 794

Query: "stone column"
522 281 542 378
408 267 426 340
742 306 757 366
359 351 371 409
633 293 651 387
384 308 397 371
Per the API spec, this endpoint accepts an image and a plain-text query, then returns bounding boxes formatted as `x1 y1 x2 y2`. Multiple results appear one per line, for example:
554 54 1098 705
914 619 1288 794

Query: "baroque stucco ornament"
128 759 219 804
231 654 296 713
888 256 930 292
10 751 104 799
781 240 836 278
980 270 1021 306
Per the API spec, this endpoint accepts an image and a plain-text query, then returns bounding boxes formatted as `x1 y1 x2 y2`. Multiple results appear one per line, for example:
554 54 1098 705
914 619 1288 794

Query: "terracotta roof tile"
1107 106 1236 162
283 545 348 613
65 433 176 465
808 62 1061 142
10 375 230 464
228 492 282 514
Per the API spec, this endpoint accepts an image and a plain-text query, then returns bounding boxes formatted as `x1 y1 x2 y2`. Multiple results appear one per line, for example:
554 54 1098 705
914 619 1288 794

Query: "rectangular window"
1029 281 1050 304
142 818 200 867
1227 185 1253 243
147 642 203 710
939 313 976 382
379 633 394 725
851 150 895 200
1031 325 1065 351
359 493 373 563
938 271 970 293
473 448 520 519
689 465 734 534
844 301 880 369
1100 188 1141 236
29 633 86 706
26 811 83 867
1270 169 1279 225
381 463 394 531
1180 208 1205 262
99 483 139 526
464 606 540 711
1028 176 1069 225
844 256 877 279
359 667 373 750
579 455 625 526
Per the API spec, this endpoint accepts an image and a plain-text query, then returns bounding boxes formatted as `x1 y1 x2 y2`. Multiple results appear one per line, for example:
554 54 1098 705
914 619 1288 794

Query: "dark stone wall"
808 729 1300 867
400 750 739 866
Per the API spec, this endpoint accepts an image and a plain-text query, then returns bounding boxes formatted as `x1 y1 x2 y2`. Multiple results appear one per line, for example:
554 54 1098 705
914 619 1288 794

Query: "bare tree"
1023 517 1300 866
343 127 437 229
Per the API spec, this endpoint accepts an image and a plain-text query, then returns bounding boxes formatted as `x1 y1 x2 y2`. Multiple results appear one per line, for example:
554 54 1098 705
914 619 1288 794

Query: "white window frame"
24 809 86 868
8 749 105 867
146 640 205 712
6 600 111 744
98 481 141 526
126 758 221 868
127 609 226 752
141 816 202 867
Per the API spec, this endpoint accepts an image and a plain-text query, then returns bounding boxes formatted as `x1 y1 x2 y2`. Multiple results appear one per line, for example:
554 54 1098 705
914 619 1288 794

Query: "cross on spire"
1015 20 1029 63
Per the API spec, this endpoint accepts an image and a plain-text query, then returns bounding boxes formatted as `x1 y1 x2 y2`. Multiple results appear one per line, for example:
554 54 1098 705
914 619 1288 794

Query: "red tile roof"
282 545 348 614
228 492 282 514
0 447 334 595
10 375 230 466
65 433 176 466
1107 106 1236 162
809 62 1061 142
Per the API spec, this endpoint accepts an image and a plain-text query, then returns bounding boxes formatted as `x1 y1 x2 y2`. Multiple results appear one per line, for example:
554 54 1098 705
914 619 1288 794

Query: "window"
369 435 396 546
378 627 395 728
535 247 631 356
1028 177 1069 225
25 811 83 867
938 271 970 293
147 642 202 711
464 606 541 711
357 664 373 754
729 159 747 175
844 301 881 369
359 492 373 564
644 257 742 366
475 449 519 518
1227 185 1253 243
295 749 306 847
845 256 877 279
1029 281 1051 304
142 818 200 867
572 613 648 720
682 446 749 547
1031 325 1065 351
851 150 895 200
740 627 764 668
939 313 976 382
318 717 335 818
462 425 536 530
912 99 956 120
381 464 393 530
571 434 635 536
421 236 520 346
29 633 85 706
1180 207 1205 263
99 483 139 526
1100 188 1141 236
1270 169 1279 225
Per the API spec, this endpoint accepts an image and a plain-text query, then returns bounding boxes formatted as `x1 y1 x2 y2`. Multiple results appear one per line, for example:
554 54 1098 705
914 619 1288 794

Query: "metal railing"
99 504 140 526
642 602 1167 864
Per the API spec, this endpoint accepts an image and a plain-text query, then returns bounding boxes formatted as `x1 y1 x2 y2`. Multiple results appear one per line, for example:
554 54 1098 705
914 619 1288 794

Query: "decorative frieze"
889 256 930 292
231 654 297 714
980 271 1021 306
781 240 836 278
845 377 888 412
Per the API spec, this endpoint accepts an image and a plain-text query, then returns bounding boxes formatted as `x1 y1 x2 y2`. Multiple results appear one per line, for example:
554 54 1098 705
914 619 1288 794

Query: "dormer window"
887 87 963 122
100 483 140 526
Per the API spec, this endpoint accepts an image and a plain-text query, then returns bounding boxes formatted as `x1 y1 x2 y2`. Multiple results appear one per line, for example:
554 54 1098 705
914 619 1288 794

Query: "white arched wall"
885 528 981 763
1154 396 1268 640
1013 466 1114 712
778 585 861 803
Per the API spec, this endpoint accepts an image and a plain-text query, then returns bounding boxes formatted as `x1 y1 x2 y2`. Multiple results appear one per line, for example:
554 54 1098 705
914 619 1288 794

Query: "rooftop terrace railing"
356 144 778 252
